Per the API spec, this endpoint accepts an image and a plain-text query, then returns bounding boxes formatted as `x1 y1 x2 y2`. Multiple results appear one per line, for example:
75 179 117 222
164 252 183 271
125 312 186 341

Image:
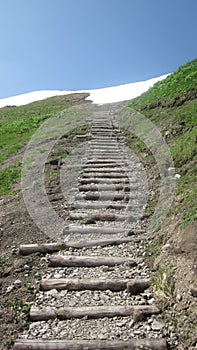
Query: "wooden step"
19 236 146 255
48 255 138 268
82 163 126 168
69 212 134 221
75 193 129 201
73 201 134 210
29 304 160 321
82 168 129 173
13 338 167 350
40 278 151 293
64 225 135 235
80 173 130 179
78 184 131 191
79 178 130 185
40 278 128 292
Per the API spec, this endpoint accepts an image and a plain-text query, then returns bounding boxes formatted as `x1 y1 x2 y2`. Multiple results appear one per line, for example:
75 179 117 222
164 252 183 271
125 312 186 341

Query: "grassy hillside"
127 58 197 226
0 93 89 195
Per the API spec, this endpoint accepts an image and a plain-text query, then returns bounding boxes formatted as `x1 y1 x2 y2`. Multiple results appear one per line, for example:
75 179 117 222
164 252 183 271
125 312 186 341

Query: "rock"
14 279 22 285
191 287 197 297
6 285 15 293
174 174 181 179
152 320 164 331
45 289 58 297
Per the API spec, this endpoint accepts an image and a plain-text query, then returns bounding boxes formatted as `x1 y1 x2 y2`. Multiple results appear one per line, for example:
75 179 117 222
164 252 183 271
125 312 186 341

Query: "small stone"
116 320 127 327
6 285 15 293
14 279 22 285
45 289 58 296
176 293 182 301
24 264 31 270
152 320 164 331
53 273 62 279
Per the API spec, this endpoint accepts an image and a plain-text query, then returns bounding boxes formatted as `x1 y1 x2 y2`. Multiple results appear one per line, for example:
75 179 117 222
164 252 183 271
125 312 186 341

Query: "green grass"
126 58 197 225
0 93 89 196
130 58 197 110
0 162 22 195
0 93 89 165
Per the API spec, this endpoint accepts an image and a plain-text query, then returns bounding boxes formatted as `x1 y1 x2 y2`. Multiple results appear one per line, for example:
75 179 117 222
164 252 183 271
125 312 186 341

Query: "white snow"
0 74 169 108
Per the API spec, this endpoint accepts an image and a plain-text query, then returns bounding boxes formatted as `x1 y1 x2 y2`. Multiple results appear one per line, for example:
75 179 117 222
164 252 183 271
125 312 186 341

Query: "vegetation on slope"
127 58 197 225
0 93 89 195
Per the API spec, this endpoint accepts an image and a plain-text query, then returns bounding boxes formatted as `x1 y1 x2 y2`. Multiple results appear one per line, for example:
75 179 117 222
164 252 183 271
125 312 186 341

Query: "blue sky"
0 0 197 98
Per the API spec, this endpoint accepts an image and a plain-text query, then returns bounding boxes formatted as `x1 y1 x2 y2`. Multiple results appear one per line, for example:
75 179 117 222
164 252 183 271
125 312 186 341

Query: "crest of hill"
129 58 197 110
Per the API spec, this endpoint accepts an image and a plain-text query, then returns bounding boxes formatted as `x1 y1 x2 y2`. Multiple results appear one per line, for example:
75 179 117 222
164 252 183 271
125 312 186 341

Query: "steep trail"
13 106 169 349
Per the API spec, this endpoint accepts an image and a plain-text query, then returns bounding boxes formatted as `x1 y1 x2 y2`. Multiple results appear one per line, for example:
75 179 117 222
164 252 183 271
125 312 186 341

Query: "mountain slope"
124 58 197 348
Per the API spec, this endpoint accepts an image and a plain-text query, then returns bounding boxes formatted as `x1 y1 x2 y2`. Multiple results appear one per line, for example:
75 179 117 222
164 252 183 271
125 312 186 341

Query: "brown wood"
83 167 127 173
74 201 127 210
69 212 133 222
19 242 65 255
78 184 131 191
86 159 123 164
48 255 138 268
13 339 167 350
81 172 128 178
64 225 131 235
127 279 151 294
30 304 160 321
75 193 129 201
19 236 147 254
63 236 146 248
79 178 130 185
40 278 128 292
83 163 125 169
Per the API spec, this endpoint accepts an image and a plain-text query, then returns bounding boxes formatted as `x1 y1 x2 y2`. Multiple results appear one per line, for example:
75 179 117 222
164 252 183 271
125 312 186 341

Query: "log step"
81 173 130 179
86 159 123 164
79 178 130 185
40 278 151 293
48 255 138 268
75 193 130 201
19 236 146 255
82 163 126 168
78 184 131 191
13 338 167 350
69 212 134 221
29 304 160 321
82 168 129 173
73 201 135 210
40 278 128 292
64 225 134 235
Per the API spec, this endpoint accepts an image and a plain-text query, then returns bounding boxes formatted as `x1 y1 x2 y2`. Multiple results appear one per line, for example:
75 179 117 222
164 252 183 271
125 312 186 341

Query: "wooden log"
74 202 126 210
75 193 129 201
30 304 160 321
19 242 64 255
48 255 138 268
127 279 151 294
19 236 147 255
40 278 128 292
13 338 167 350
69 212 133 221
64 225 131 235
78 184 131 191
86 159 122 164
64 236 146 248
83 163 125 168
83 168 128 173
81 173 128 179
79 178 130 185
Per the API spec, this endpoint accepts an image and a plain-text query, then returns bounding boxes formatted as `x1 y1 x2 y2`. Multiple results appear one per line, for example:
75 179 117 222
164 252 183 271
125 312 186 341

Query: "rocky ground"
0 103 196 350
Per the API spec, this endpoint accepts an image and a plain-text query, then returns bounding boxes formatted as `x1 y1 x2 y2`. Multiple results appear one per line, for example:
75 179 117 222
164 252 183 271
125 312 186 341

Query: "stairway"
13 109 167 349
